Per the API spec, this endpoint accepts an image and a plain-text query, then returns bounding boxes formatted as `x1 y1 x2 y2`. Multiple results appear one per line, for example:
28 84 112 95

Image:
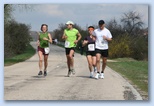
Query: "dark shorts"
65 47 75 56
95 49 108 57
86 51 96 57
38 46 48 55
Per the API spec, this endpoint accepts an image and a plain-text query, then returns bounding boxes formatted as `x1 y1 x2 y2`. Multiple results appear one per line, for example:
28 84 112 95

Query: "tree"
4 4 13 25
106 18 124 38
121 11 144 36
4 4 32 58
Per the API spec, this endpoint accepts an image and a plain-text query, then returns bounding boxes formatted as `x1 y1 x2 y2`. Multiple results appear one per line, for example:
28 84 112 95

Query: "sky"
11 4 148 31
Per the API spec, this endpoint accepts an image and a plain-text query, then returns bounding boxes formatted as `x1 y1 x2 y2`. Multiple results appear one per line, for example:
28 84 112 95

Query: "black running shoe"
67 69 71 77
38 71 43 75
44 71 47 76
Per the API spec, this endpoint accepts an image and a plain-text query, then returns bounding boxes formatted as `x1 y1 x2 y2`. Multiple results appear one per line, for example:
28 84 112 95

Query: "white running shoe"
95 73 100 79
99 73 104 79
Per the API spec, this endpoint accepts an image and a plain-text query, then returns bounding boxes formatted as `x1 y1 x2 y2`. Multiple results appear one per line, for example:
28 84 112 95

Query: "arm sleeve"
107 30 112 38
64 29 67 36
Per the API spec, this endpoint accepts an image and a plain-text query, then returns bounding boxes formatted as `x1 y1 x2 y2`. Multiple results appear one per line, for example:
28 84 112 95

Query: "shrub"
109 34 133 58
4 20 31 58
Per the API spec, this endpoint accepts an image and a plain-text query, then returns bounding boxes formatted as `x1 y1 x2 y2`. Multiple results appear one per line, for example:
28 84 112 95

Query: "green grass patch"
107 58 148 99
4 44 36 66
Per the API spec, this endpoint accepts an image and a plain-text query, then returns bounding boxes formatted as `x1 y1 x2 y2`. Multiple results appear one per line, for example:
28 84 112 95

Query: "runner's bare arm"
91 32 96 41
92 36 96 41
62 32 67 40
42 33 52 43
48 33 52 43
103 36 112 41
82 40 88 47
74 32 82 44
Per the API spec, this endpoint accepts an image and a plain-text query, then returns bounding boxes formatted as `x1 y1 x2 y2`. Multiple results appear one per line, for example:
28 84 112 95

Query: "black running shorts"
86 51 96 57
65 47 75 56
95 49 108 57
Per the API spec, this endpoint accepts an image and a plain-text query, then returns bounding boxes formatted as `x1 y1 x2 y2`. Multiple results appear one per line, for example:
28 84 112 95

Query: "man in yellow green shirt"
62 21 82 77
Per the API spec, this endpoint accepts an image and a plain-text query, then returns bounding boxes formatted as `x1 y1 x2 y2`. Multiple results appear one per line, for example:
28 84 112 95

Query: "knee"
92 63 96 66
96 59 100 63
69 55 73 60
103 60 107 65
39 59 43 62
88 63 93 67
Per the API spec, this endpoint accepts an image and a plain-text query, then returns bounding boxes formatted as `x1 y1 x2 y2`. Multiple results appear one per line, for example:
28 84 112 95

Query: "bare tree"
121 11 144 36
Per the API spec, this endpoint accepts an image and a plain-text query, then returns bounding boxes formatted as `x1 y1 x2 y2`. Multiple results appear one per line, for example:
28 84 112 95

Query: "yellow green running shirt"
64 28 79 48
39 32 49 48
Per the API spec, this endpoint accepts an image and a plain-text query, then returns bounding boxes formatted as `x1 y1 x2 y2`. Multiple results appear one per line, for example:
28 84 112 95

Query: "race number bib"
44 47 50 54
88 44 95 51
65 41 70 48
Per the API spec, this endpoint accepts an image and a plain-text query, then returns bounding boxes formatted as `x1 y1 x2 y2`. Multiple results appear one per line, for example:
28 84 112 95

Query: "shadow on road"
54 75 93 79
76 76 93 79
31 76 46 79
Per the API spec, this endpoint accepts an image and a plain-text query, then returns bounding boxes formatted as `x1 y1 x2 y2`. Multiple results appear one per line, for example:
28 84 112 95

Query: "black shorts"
86 51 96 57
95 49 108 57
65 47 75 56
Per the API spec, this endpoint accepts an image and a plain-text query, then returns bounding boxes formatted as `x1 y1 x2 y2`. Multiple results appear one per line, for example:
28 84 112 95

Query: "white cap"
66 21 74 25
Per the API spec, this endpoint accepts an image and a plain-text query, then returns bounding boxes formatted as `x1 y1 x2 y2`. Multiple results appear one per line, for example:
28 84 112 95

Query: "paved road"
4 42 142 100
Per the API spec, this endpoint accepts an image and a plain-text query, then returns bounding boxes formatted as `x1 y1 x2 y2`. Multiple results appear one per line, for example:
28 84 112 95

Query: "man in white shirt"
93 20 112 79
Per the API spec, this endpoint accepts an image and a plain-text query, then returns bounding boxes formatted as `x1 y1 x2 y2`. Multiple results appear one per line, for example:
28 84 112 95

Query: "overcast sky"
12 4 148 31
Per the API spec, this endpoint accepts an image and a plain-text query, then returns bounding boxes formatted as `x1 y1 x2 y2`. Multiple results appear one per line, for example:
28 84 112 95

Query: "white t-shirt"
93 27 112 50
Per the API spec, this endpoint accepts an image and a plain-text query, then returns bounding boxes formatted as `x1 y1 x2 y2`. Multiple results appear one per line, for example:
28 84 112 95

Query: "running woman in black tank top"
82 26 97 78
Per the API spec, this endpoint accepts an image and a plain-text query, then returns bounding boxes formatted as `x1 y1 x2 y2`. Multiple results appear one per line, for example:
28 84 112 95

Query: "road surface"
4 42 142 100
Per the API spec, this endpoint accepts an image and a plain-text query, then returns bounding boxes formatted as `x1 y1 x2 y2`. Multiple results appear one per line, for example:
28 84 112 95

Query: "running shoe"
99 73 104 79
67 69 71 77
44 71 47 76
90 75 93 78
71 69 75 75
38 71 43 75
90 72 93 78
95 73 100 79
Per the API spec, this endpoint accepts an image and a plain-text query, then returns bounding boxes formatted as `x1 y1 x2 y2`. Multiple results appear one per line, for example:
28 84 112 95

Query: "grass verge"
107 58 148 100
4 44 36 66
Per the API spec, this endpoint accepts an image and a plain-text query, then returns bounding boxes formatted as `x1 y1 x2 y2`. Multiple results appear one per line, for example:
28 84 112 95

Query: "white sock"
94 67 97 72
101 73 104 75
90 72 93 76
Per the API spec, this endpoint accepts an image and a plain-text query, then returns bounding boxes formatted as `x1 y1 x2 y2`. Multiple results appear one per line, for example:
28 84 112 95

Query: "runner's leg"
69 49 75 70
44 54 48 71
92 56 96 67
102 57 107 73
96 53 101 73
38 50 43 71
66 55 70 70
86 55 93 72
92 56 97 72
